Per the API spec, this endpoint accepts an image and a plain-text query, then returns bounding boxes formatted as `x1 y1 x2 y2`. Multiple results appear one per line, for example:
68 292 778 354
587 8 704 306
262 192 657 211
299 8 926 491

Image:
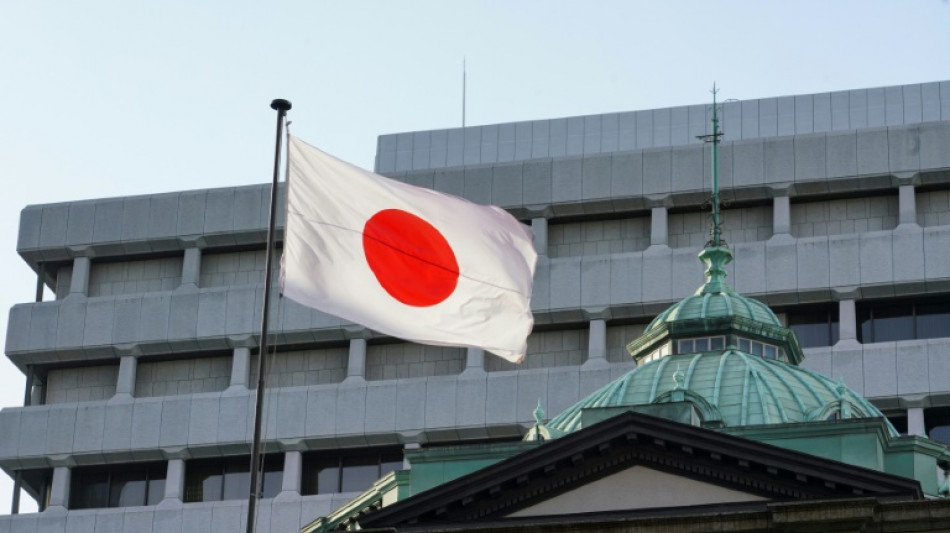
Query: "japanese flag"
280 136 538 363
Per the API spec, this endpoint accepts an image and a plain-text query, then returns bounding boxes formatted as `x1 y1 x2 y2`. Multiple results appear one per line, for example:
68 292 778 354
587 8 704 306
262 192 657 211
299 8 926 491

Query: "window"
70 462 166 509
785 304 839 348
737 338 787 362
858 297 950 343
676 336 725 354
302 447 403 495
184 455 283 503
882 410 909 436
925 406 950 447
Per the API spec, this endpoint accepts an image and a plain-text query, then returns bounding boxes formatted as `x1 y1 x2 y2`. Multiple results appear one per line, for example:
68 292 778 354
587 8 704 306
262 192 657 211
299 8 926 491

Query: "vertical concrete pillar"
907 407 926 437
583 319 609 369
344 338 367 384
898 185 917 226
531 218 548 256
46 466 70 510
650 207 668 246
403 442 421 469
180 247 202 288
773 196 791 236
68 256 91 298
278 451 302 498
462 347 486 376
30 381 45 407
228 347 251 391
114 355 137 399
836 299 859 346
161 459 185 504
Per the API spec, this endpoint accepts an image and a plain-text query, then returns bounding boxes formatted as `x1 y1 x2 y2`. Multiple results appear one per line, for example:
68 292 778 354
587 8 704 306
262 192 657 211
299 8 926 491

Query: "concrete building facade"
2 80 950 532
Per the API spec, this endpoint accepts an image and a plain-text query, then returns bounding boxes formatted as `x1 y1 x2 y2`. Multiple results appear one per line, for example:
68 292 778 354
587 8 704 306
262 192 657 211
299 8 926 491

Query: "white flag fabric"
281 136 538 363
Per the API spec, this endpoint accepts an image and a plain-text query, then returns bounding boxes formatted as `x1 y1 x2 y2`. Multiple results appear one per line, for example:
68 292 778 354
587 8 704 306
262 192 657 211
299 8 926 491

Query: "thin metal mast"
462 57 467 127
698 83 724 247
246 98 291 533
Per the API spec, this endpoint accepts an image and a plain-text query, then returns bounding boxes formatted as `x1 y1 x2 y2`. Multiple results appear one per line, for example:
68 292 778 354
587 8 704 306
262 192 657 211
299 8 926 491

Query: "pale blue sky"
0 0 948 511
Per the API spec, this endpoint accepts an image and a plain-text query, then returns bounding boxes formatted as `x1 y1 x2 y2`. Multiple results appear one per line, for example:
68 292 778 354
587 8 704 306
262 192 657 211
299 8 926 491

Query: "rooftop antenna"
696 84 731 295
462 57 467 127
696 83 724 248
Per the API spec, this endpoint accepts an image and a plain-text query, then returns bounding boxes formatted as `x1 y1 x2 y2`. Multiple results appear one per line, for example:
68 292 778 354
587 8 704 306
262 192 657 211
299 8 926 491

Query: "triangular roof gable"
359 411 922 530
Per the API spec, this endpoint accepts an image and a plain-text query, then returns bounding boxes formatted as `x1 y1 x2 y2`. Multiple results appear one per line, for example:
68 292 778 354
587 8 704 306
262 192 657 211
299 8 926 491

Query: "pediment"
507 464 767 518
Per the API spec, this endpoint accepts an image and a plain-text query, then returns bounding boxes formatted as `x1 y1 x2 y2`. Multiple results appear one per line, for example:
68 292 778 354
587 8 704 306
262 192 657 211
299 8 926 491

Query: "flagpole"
246 98 292 533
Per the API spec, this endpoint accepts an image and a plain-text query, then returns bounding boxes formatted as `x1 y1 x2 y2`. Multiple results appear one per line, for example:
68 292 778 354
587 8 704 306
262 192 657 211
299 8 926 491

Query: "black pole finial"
271 99 292 112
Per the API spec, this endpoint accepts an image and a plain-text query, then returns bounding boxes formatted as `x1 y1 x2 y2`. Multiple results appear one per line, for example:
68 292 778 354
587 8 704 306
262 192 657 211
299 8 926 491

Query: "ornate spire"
697 84 732 295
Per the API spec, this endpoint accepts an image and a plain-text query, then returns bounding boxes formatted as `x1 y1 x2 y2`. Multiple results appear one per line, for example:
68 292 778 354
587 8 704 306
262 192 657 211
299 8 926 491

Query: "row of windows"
780 297 950 348
67 447 402 510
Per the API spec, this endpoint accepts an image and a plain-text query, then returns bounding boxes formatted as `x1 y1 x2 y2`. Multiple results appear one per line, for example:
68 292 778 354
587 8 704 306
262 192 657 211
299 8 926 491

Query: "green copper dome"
647 246 780 331
546 351 892 435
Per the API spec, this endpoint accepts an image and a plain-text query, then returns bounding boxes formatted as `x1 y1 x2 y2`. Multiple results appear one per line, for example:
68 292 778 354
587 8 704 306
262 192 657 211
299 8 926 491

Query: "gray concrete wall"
668 205 772 249
135 356 231 398
88 257 183 297
790 195 899 238
548 216 651 258
917 188 950 227
0 496 357 533
18 122 950 269
45 365 118 404
250 348 348 387
486 328 589 372
200 250 274 288
375 81 950 173
606 324 647 363
364 344 464 381
8 224 950 366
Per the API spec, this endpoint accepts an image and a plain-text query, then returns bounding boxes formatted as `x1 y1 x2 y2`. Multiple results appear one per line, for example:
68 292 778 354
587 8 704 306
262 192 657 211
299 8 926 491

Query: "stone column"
907 407 926 437
582 319 609 369
650 207 668 246
836 299 860 346
68 256 91 298
113 355 137 400
276 451 302 500
46 466 70 511
898 185 918 227
343 338 367 384
461 347 486 376
773 196 791 236
160 459 185 505
227 347 251 391
531 218 548 256
180 247 202 289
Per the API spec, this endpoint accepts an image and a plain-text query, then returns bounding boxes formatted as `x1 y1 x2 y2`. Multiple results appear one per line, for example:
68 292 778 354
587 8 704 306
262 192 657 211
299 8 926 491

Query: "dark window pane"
147 478 165 506
930 426 950 446
380 460 403 478
738 338 751 352
871 303 913 342
858 306 873 343
186 464 222 503
71 471 109 509
677 339 693 353
789 322 829 348
916 302 950 340
751 342 763 356
222 465 250 501
764 345 776 360
710 336 724 350
695 338 709 352
317 465 340 494
341 456 378 493
110 474 147 507
259 456 285 499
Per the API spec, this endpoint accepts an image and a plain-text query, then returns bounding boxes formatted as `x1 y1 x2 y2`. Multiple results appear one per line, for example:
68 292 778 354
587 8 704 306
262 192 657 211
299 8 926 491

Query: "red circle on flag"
362 209 460 307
